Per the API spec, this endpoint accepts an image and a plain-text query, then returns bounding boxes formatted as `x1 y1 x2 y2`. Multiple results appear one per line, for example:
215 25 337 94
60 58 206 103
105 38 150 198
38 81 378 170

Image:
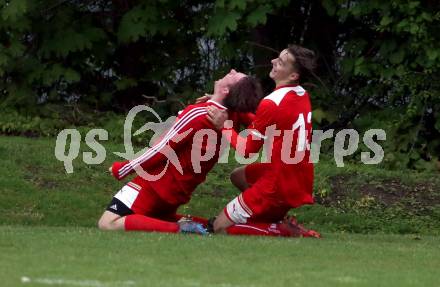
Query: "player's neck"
275 79 298 88
210 94 225 105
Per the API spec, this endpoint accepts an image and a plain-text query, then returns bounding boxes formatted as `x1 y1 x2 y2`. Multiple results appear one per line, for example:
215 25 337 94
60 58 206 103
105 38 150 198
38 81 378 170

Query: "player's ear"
222 87 229 96
289 72 299 83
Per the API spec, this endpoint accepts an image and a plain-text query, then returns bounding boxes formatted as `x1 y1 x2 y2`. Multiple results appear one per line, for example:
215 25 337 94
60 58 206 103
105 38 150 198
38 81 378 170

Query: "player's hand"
108 161 129 181
207 106 228 130
195 93 212 104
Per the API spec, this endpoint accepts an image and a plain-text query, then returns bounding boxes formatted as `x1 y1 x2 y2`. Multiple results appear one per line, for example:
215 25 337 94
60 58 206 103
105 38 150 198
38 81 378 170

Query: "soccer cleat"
282 216 321 238
178 217 208 235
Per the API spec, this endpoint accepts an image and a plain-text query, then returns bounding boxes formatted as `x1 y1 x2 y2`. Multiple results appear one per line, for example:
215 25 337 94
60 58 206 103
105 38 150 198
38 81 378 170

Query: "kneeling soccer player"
207 45 321 238
98 70 264 235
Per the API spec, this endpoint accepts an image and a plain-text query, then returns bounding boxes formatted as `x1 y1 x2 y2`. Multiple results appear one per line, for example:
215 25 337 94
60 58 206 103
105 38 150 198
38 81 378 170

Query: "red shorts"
224 163 291 224
108 176 179 221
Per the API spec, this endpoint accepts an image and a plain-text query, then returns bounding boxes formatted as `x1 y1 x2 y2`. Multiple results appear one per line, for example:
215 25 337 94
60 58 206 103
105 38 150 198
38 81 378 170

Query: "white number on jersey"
291 112 311 151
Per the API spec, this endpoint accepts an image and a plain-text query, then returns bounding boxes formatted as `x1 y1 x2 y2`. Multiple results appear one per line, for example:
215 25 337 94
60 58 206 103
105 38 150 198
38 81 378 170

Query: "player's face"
269 49 299 84
214 69 247 95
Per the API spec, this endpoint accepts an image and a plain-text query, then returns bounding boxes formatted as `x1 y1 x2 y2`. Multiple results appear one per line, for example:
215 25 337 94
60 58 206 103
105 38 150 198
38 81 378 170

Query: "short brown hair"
287 44 317 83
224 76 264 113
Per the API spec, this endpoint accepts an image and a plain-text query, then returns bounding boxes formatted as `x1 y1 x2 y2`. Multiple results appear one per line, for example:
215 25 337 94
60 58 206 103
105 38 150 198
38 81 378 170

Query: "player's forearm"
111 160 130 180
221 127 263 158
112 147 173 180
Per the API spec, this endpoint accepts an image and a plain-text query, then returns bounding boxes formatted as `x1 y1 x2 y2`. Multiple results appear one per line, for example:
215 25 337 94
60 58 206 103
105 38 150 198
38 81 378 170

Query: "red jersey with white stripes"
223 85 314 207
112 100 248 205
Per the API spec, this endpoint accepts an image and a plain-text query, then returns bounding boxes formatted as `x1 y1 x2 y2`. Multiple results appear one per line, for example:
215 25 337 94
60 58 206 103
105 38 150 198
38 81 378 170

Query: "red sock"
226 223 292 237
172 214 208 225
124 214 179 233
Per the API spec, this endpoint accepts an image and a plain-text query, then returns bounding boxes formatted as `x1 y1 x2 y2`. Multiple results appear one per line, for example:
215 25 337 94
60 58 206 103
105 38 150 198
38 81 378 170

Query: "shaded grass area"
0 135 439 234
1 226 439 287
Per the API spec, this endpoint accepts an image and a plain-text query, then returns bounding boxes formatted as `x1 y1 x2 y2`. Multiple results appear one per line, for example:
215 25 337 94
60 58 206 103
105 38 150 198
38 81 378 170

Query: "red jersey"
223 85 314 207
111 100 250 205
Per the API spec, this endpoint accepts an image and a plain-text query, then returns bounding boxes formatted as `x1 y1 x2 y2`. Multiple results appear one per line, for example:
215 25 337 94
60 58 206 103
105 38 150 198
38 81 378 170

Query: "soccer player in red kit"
97 70 263 234
207 45 321 238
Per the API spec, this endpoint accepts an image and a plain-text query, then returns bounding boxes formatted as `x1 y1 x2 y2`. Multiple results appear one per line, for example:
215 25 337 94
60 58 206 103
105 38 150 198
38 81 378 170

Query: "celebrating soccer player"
207 45 321 238
98 70 264 235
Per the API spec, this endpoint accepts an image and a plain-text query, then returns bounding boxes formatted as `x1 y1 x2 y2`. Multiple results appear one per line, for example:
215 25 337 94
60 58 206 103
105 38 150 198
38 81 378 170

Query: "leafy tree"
319 0 440 169
1 0 439 169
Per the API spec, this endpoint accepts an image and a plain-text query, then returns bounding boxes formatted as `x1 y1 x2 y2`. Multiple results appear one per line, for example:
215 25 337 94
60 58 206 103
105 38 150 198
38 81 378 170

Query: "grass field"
1 226 440 287
1 135 440 286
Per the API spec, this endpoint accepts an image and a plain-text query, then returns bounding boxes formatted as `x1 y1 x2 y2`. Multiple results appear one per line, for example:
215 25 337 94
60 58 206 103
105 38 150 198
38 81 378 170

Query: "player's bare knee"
213 221 227 234
98 211 124 231
98 216 116 231
213 213 231 234
230 167 246 190
97 217 109 230
230 169 238 186
214 227 226 234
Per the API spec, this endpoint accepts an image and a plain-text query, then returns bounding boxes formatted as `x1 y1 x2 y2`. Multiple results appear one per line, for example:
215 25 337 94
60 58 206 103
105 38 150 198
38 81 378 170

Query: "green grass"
0 135 239 227
1 226 439 287
1 135 439 234
1 135 440 286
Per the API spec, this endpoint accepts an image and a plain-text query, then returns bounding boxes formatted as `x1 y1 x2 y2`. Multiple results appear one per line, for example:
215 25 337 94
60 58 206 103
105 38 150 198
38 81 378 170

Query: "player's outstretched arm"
109 161 130 180
111 106 207 181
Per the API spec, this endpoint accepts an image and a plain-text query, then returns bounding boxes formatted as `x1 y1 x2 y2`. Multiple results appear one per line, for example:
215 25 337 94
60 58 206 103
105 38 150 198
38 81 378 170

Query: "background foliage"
0 0 439 170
